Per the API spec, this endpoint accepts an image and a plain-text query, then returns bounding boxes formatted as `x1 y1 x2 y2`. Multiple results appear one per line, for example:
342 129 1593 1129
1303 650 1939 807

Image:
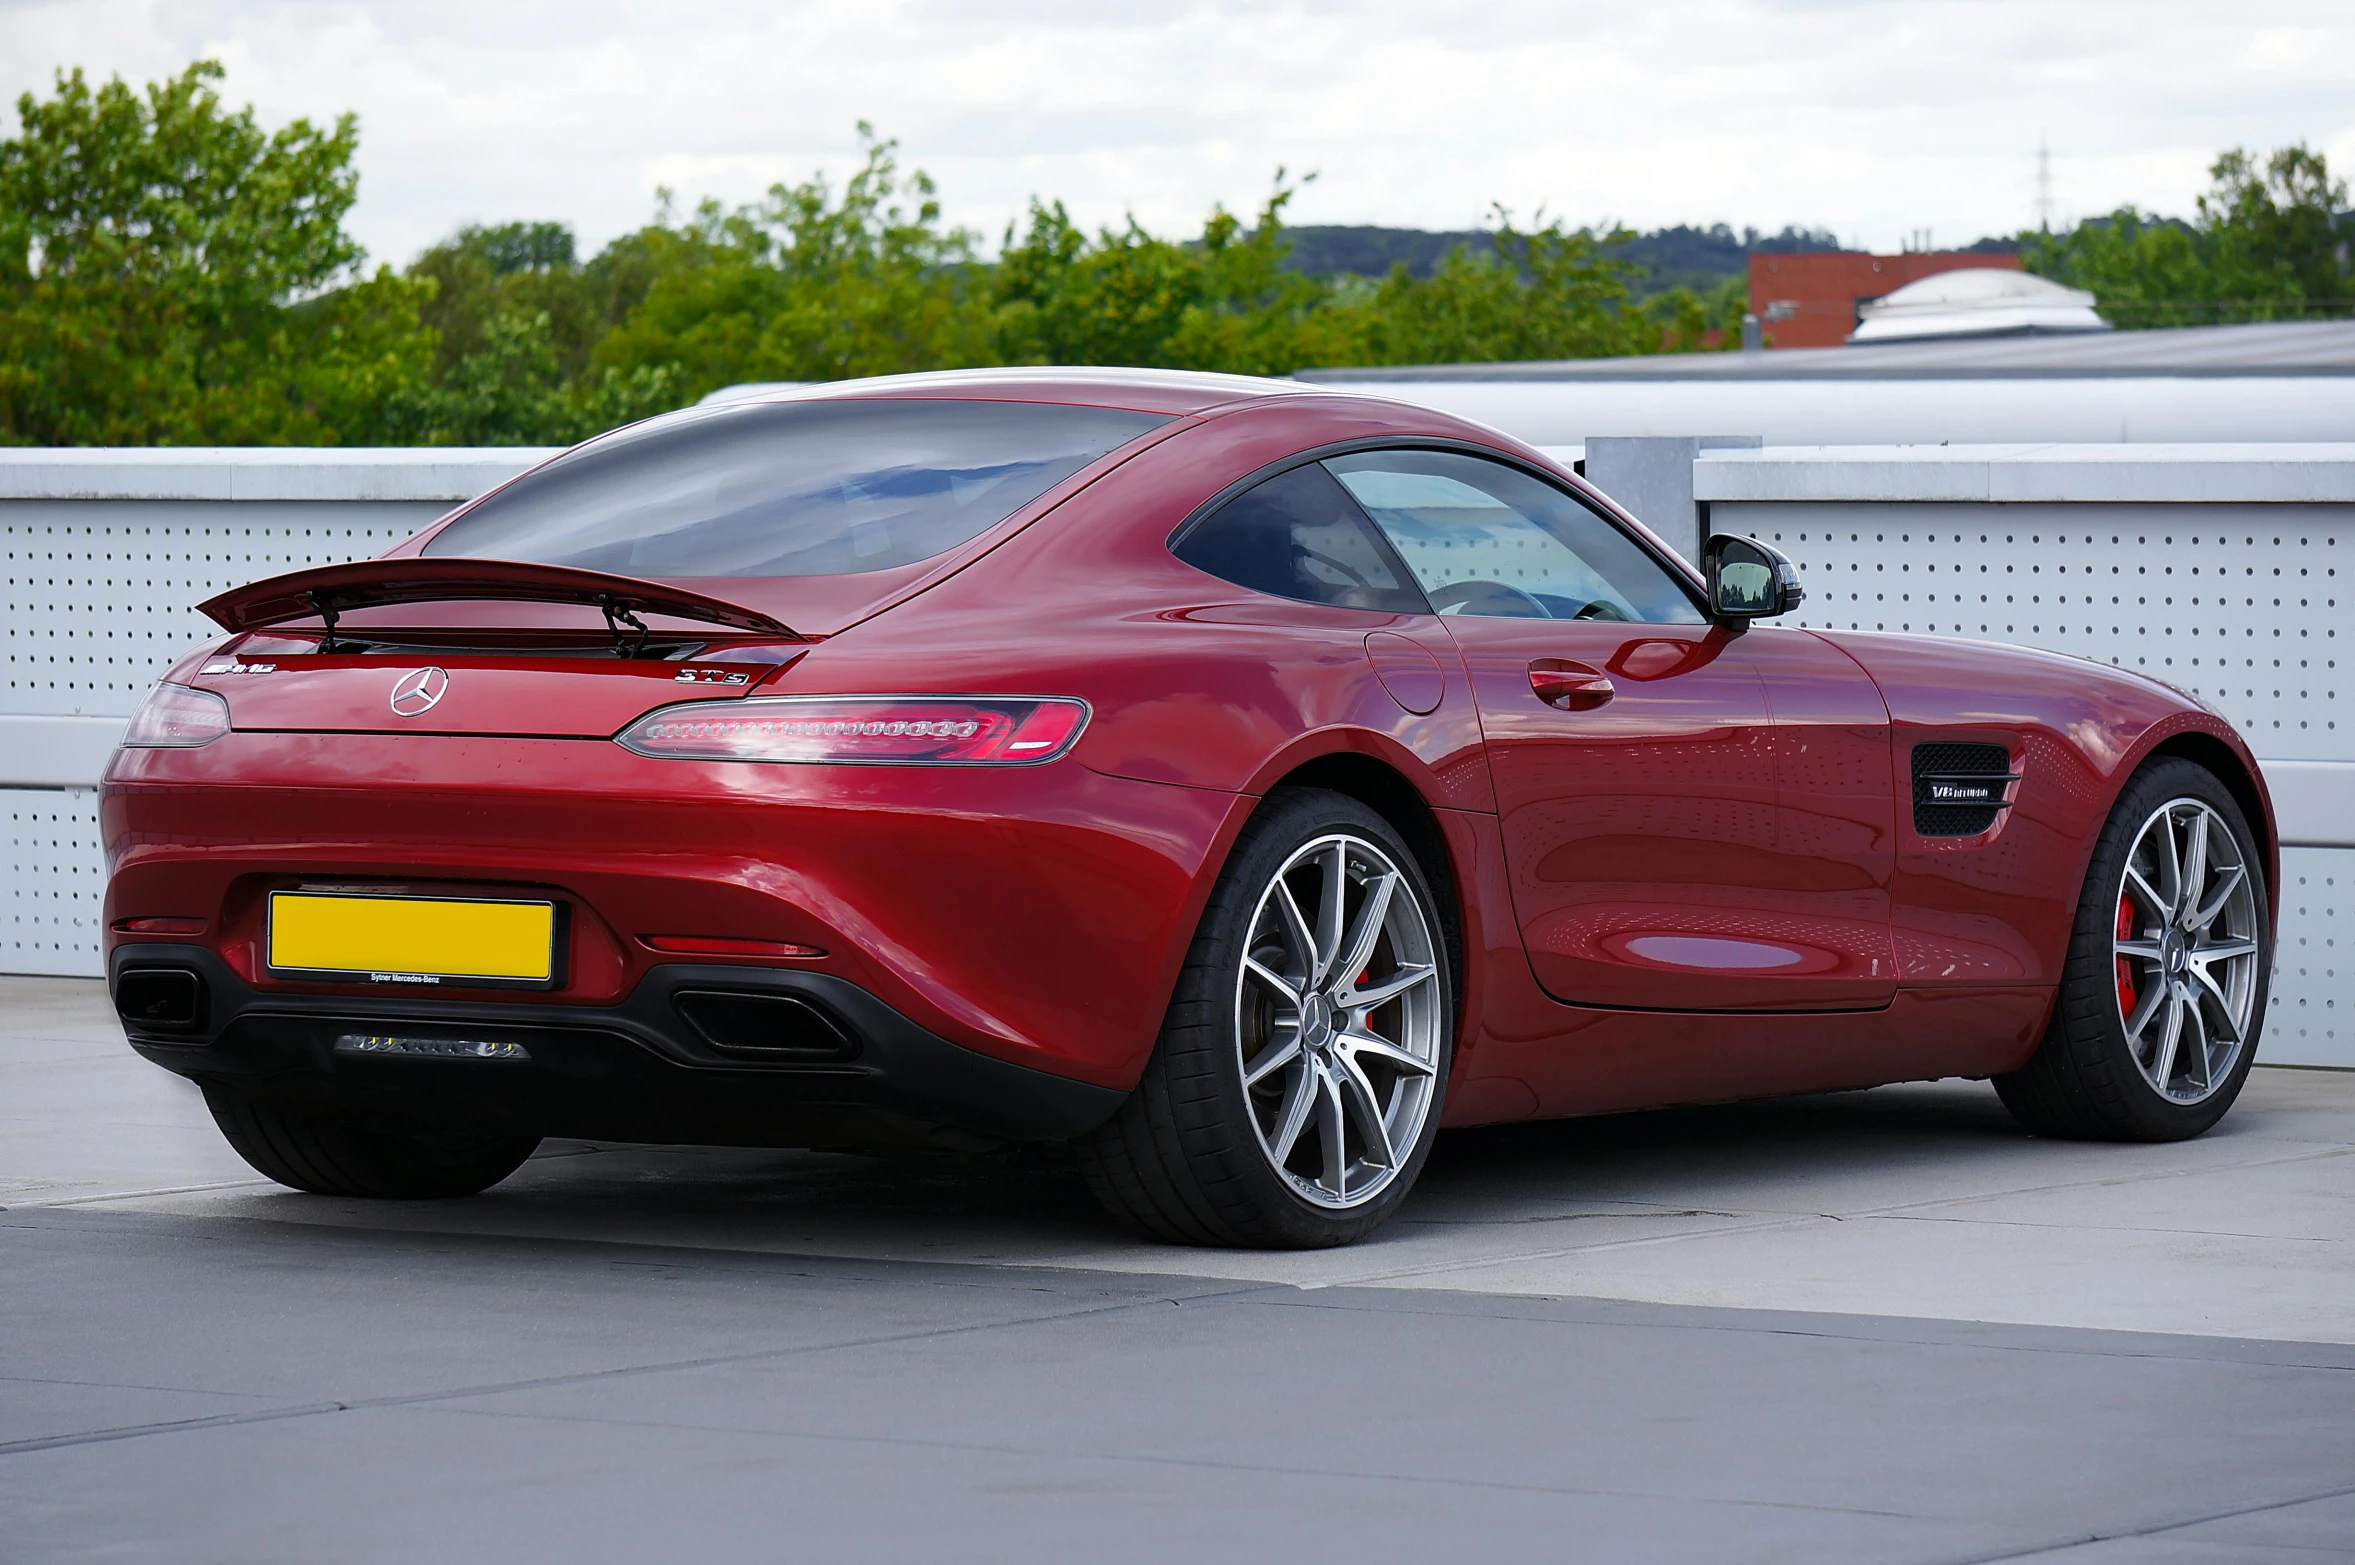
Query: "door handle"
1529 661 1614 710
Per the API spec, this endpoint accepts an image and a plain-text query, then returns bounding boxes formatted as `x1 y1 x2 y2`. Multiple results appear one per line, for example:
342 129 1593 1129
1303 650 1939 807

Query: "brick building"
1749 251 2018 348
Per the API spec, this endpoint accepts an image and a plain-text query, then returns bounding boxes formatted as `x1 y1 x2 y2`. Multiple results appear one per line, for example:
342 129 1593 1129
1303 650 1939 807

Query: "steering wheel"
1573 598 1632 622
1430 579 1552 618
1294 545 1378 590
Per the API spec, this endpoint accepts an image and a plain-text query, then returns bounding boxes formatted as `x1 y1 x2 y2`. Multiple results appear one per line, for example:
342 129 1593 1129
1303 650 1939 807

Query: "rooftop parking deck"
7 975 2352 1561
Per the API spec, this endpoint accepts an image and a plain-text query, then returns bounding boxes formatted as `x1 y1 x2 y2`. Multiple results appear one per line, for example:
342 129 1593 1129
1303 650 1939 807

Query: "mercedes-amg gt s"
103 369 2276 1247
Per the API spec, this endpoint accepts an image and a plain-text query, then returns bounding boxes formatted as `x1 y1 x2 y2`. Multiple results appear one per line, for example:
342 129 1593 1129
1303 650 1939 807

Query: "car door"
1326 448 1896 1012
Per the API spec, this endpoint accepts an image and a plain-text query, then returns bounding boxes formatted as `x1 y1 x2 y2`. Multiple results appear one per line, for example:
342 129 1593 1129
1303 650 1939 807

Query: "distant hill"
1279 224 2019 298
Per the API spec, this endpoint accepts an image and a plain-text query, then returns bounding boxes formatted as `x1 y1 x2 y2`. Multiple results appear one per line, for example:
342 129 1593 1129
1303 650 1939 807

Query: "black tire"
1078 788 1454 1248
203 1087 541 1198
1995 757 2270 1142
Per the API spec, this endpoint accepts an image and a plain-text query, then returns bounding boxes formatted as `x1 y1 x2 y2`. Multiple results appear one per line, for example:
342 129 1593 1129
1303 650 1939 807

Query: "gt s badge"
389 667 450 717
675 668 751 684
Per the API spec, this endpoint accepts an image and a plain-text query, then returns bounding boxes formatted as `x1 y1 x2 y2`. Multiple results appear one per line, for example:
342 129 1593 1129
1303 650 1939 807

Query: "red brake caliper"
2114 894 2138 1014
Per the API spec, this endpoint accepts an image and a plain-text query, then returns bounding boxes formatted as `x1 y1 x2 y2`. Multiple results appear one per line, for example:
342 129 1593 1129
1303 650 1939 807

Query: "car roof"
719 365 1338 417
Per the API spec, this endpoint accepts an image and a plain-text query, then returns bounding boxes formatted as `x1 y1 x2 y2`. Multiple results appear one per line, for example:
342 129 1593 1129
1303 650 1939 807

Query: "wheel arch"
2139 729 2280 924
1257 750 1472 1045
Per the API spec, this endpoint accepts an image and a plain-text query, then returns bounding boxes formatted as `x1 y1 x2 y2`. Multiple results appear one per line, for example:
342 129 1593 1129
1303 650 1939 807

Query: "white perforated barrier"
1703 447 2354 1067
2273 849 2344 1062
1723 503 2345 763
3 788 103 977
0 445 2345 1065
0 450 549 980
2 502 450 979
4 501 451 718
1721 504 2350 1065
4 502 458 978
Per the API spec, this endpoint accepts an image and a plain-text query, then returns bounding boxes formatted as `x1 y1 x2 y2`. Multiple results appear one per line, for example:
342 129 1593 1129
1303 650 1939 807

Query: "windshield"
425 399 1171 577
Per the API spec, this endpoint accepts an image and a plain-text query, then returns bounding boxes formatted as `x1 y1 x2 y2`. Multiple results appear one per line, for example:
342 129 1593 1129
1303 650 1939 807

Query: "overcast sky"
4 0 2350 268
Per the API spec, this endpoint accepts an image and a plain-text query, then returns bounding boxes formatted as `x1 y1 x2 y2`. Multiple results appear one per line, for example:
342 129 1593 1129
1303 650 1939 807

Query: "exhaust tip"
114 967 206 1031
674 990 860 1063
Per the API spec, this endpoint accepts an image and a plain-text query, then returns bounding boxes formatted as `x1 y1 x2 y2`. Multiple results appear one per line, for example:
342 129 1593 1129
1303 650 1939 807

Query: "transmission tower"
2037 134 2053 232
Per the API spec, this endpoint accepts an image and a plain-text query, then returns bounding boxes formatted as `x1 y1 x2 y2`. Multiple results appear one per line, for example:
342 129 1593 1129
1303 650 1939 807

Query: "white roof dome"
1849 267 2109 345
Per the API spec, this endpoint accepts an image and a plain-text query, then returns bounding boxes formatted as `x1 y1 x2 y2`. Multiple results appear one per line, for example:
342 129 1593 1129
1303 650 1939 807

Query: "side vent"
673 990 861 1063
1912 743 2017 836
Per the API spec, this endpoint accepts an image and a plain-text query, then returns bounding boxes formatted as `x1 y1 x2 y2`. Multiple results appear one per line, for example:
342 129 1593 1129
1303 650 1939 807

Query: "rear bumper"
112 945 1124 1150
103 732 1251 1090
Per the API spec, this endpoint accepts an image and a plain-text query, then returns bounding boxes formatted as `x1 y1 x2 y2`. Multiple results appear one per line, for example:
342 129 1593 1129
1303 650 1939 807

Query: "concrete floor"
5 975 2353 1561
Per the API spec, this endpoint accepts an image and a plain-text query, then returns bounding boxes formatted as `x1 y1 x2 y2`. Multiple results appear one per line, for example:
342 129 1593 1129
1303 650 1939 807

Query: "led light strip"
616 695 1089 766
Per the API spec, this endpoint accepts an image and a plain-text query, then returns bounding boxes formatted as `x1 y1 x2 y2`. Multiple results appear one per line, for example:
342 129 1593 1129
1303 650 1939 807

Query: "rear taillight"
615 696 1089 766
120 683 231 748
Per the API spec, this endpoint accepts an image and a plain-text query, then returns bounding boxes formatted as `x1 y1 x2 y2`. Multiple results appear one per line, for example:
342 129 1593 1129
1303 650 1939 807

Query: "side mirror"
1703 534 1804 622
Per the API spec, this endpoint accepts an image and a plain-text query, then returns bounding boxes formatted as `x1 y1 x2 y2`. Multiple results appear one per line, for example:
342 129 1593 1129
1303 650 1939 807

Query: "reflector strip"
641 935 827 958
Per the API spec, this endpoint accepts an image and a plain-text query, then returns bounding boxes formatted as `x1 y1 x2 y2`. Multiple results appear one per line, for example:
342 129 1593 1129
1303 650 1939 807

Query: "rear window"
1171 464 1427 614
424 399 1171 577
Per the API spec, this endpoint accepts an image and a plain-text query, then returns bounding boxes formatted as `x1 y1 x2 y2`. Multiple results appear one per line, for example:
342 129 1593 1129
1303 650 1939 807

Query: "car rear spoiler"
198 558 802 650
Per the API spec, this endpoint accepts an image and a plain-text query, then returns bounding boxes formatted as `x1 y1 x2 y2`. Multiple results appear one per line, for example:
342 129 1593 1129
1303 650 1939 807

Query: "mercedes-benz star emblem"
388 667 449 717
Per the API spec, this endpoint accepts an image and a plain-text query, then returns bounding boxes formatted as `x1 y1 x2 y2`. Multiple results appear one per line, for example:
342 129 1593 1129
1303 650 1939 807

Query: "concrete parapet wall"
1 450 551 981
1695 442 2355 505
0 443 2343 1065
1327 377 2355 448
0 446 558 503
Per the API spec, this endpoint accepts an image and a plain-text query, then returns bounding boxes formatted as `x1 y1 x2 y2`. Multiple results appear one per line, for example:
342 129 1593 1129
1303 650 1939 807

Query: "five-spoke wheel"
1997 757 2270 1141
1235 833 1444 1209
2110 796 2262 1105
1078 789 1454 1247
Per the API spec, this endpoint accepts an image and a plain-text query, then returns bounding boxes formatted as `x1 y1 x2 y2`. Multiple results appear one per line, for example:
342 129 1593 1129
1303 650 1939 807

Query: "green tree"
393 221 678 443
0 60 435 443
412 223 592 373
992 181 1346 374
1640 273 1749 354
381 306 679 446
2023 145 2354 327
590 128 993 396
1330 213 1650 365
4 59 1752 447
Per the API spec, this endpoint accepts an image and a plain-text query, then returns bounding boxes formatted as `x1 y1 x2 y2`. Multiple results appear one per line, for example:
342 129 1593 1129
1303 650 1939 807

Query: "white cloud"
2243 26 2332 72
2 0 2350 266
578 38 646 96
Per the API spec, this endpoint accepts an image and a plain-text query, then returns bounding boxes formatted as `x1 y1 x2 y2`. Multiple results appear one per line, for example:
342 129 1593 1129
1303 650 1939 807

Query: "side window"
1172 463 1429 614
1324 450 1704 624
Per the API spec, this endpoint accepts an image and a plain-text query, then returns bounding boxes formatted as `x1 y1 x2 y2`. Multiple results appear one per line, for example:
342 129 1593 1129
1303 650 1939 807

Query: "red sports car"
103 369 2276 1247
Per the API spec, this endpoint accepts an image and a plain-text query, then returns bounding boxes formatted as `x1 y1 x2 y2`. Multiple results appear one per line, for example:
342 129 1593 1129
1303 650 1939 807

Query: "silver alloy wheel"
2113 796 2262 1104
1234 832 1443 1209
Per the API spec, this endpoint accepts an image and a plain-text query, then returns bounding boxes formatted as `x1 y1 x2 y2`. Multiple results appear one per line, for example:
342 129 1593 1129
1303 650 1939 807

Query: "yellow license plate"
268 892 557 985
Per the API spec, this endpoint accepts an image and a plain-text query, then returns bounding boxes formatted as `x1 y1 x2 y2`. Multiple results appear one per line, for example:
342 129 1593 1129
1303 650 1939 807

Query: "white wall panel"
1351 376 2355 448
0 448 2346 1071
5 788 102 978
1714 496 2351 1067
2272 848 2348 1067
3 500 451 719
0 458 536 990
1719 501 2347 764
